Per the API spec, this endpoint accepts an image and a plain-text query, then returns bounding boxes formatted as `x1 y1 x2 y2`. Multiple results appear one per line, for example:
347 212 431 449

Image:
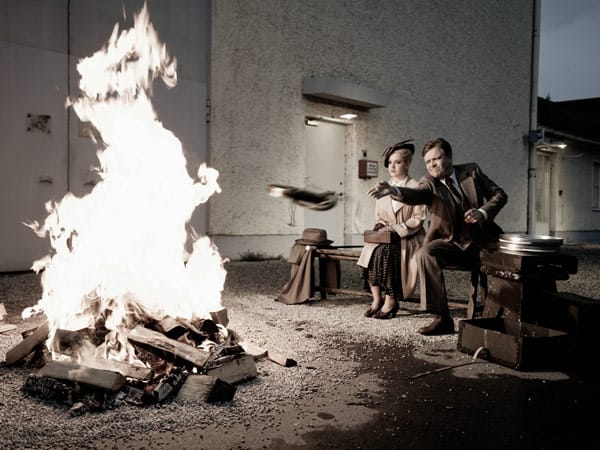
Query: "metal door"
0 43 68 271
304 120 346 245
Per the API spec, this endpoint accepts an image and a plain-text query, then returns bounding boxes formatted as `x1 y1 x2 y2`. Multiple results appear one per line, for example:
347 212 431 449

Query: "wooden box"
363 230 399 244
457 318 568 371
480 250 578 278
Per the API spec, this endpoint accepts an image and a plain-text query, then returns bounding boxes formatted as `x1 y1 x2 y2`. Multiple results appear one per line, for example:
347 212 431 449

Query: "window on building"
594 162 600 210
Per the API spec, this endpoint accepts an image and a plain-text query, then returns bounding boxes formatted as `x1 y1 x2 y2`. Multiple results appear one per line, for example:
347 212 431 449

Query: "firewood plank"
209 308 229 327
127 326 211 368
4 321 49 365
267 349 297 367
0 323 17 334
239 341 268 360
155 316 187 338
176 374 236 403
81 356 153 381
206 354 257 384
38 360 126 391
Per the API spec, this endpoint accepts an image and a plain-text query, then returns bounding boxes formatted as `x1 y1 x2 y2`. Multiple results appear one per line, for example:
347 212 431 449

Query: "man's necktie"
445 177 462 203
445 177 471 247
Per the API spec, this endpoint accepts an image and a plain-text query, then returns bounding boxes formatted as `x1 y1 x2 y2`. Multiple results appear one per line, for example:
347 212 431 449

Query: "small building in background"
536 97 600 242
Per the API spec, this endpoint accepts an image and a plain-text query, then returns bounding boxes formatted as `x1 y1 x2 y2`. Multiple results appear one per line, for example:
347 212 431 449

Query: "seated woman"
357 140 426 319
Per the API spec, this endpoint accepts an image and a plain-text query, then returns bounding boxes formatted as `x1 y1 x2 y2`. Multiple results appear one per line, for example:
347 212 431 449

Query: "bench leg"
316 256 342 299
478 271 488 313
317 255 327 299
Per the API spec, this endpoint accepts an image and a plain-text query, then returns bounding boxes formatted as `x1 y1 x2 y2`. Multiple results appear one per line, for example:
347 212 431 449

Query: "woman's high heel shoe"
373 303 400 319
364 306 380 317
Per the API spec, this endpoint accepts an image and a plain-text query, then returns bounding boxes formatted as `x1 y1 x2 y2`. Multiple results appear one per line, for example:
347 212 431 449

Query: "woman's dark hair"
422 138 452 159
383 139 415 168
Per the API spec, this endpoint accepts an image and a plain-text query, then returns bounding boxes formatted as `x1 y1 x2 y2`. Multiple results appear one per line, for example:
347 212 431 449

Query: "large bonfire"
23 3 226 366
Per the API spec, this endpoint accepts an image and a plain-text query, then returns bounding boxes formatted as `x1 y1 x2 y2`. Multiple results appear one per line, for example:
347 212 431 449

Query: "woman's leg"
369 284 383 310
381 294 398 313
373 293 400 319
364 283 384 317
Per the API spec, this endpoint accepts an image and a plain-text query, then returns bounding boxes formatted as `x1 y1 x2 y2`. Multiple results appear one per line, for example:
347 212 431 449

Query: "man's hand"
464 208 484 224
368 181 397 199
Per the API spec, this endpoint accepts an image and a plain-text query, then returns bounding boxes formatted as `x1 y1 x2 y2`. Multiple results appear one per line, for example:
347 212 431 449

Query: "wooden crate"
458 318 568 371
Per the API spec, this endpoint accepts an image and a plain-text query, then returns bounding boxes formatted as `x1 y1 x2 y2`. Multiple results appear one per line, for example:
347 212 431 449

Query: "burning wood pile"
7 312 240 409
3 309 294 415
0 3 297 416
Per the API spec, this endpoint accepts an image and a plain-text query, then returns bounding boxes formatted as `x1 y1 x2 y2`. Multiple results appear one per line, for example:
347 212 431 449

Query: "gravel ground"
1 244 599 449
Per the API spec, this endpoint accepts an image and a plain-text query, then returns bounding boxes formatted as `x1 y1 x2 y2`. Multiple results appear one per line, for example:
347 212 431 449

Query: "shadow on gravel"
272 339 600 450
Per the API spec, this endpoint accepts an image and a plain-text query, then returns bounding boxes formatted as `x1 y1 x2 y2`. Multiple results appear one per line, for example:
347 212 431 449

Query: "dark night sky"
539 0 600 101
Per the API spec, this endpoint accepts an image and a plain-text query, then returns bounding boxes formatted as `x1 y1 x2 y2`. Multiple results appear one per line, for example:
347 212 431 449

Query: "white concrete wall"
0 0 209 271
209 0 534 259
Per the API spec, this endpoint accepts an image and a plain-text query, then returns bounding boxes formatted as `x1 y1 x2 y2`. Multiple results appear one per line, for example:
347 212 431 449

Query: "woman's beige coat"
357 177 426 298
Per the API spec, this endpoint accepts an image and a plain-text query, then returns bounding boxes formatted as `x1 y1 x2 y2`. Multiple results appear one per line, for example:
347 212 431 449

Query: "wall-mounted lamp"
339 113 357 120
537 139 567 152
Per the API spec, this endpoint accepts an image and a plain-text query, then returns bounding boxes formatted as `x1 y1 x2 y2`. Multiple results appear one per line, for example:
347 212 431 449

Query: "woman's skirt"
361 243 403 300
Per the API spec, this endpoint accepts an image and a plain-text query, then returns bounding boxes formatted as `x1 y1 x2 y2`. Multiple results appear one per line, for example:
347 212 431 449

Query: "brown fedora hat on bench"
295 228 333 246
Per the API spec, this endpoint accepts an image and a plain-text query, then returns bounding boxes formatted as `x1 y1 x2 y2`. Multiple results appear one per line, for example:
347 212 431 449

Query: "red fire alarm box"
358 160 378 179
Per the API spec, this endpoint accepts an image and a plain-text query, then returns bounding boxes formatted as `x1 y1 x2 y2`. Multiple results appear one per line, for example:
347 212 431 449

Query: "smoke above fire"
23 4 225 362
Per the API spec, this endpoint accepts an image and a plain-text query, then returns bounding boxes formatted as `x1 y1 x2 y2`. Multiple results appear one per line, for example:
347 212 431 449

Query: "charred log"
22 374 77 405
38 360 126 392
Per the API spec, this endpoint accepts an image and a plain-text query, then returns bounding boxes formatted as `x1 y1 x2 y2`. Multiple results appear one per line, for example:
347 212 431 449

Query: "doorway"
304 120 346 245
0 42 68 271
535 150 553 235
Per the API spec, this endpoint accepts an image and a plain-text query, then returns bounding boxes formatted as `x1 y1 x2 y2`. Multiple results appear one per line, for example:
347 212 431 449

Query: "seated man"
368 138 507 335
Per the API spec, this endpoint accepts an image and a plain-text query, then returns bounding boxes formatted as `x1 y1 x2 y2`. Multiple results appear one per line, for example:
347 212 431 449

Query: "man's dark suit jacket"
395 163 507 250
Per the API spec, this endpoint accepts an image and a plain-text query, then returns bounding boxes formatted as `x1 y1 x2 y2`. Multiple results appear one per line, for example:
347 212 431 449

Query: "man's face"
424 145 452 179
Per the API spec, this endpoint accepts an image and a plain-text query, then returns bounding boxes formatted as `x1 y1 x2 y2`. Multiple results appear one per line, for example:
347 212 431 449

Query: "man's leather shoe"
418 315 455 335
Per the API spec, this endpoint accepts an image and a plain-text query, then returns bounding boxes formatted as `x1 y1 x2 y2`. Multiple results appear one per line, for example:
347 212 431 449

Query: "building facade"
208 0 535 258
0 0 210 271
0 0 537 271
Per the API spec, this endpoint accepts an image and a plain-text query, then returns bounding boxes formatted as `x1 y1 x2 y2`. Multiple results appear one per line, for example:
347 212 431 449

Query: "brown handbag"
363 229 400 244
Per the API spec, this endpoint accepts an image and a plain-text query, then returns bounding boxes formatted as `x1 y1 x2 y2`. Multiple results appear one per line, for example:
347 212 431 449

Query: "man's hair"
422 138 452 159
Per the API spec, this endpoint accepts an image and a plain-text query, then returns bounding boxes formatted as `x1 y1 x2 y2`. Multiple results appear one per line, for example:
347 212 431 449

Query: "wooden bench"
313 247 369 299
312 246 486 318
